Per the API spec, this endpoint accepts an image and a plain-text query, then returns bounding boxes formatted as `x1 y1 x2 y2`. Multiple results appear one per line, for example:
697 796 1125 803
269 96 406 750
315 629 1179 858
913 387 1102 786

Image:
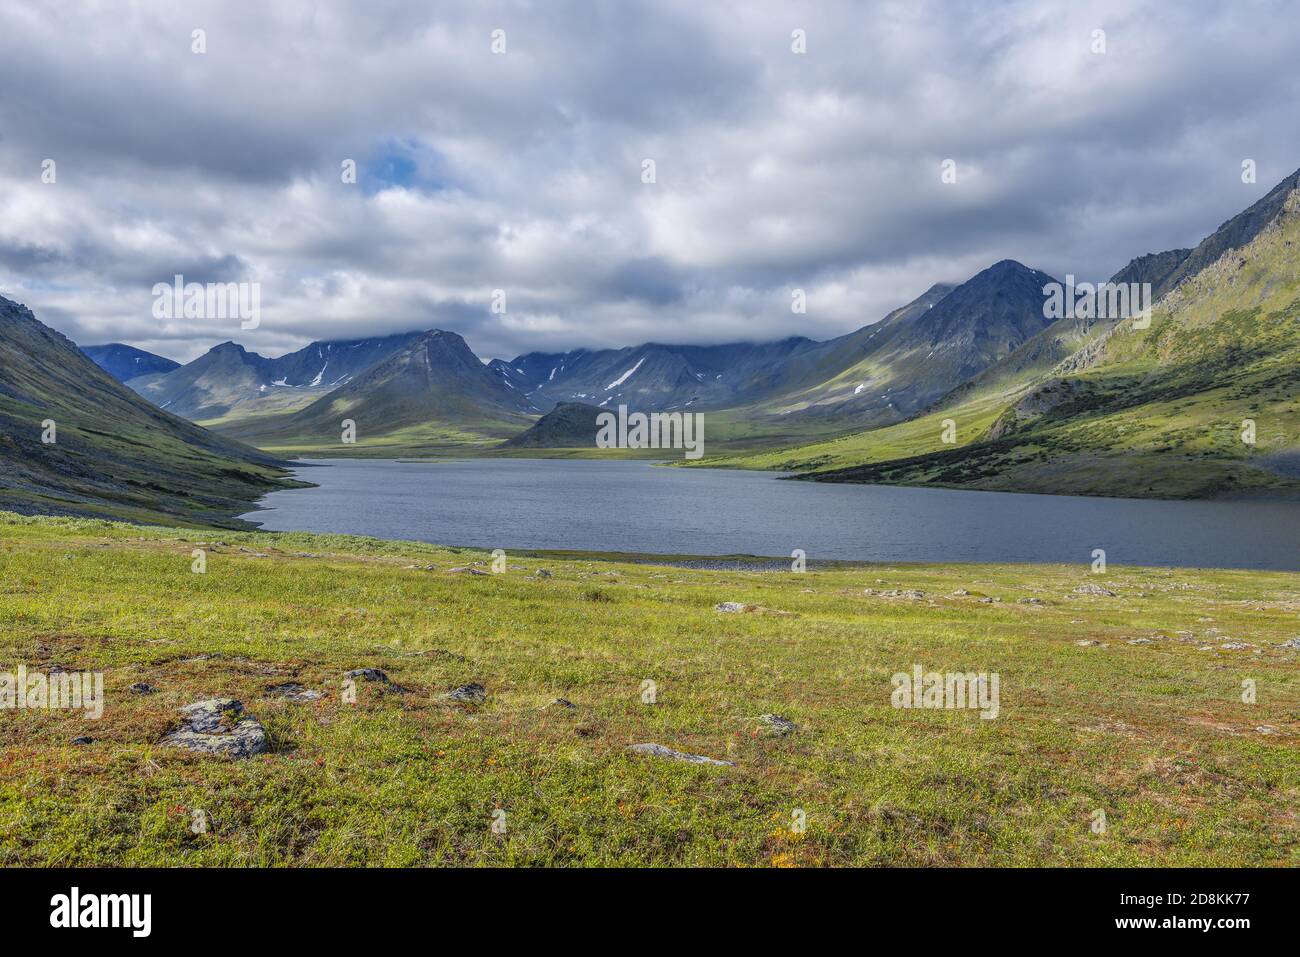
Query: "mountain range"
4 167 1299 521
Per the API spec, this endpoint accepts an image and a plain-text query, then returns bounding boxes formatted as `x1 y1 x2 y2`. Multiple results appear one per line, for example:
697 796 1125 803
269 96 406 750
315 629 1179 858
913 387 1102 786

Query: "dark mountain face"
0 296 292 525
1107 248 1193 303
80 343 180 382
129 332 422 421
499 401 606 448
227 330 537 448
773 261 1059 426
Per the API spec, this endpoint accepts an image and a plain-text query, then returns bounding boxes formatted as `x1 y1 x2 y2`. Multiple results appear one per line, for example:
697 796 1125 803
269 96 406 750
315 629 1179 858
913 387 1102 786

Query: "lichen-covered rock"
758 714 797 736
446 683 487 702
714 601 750 613
162 698 267 758
1072 583 1117 597
627 743 733 766
267 682 323 701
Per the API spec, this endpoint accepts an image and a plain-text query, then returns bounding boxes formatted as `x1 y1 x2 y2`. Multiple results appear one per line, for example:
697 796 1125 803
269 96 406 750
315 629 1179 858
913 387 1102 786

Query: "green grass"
1 511 1296 866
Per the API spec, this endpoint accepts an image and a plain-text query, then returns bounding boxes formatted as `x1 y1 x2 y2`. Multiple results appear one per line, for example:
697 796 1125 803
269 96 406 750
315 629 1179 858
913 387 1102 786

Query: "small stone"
1127 638 1153 645
715 602 750 613
549 698 577 710
627 743 733 766
70 736 93 745
162 698 267 759
1018 597 1045 605
1278 638 1300 649
758 714 797 736
533 569 553 578
448 566 488 576
1220 642 1251 650
128 682 157 694
951 589 971 596
1076 640 1101 647
1255 726 1278 735
446 683 487 703
267 682 323 701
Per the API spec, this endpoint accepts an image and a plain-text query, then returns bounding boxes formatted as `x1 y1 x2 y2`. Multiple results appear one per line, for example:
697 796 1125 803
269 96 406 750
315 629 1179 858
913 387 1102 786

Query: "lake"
241 458 1300 570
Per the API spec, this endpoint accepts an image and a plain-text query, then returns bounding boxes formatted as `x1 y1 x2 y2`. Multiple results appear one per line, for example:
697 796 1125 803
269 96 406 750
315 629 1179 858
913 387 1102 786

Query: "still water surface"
241 458 1300 570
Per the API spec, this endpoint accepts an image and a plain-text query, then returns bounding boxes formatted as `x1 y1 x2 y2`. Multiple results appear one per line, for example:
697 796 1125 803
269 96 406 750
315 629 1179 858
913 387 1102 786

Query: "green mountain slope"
0 297 299 525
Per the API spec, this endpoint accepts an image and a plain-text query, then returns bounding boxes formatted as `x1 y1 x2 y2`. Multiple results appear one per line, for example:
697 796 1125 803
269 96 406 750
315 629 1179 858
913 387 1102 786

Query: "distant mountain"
0 296 295 525
224 330 538 453
80 343 180 382
129 332 421 423
492 337 827 413
499 401 605 448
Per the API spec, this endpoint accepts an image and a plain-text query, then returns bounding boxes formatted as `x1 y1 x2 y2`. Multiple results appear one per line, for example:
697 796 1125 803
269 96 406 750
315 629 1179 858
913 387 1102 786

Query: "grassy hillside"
1 512 1296 866
0 298 301 527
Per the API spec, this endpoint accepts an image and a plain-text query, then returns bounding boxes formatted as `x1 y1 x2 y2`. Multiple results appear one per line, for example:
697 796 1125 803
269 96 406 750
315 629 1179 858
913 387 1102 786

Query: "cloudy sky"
2 0 1299 363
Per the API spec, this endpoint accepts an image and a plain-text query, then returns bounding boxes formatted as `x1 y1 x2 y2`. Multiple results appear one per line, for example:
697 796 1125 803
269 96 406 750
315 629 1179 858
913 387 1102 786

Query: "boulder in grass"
267 682 323 702
342 668 405 693
445 683 487 703
1072 583 1117 597
758 714 797 737
162 698 267 759
344 668 392 683
714 601 750 613
128 682 157 695
448 566 488 576
627 743 733 766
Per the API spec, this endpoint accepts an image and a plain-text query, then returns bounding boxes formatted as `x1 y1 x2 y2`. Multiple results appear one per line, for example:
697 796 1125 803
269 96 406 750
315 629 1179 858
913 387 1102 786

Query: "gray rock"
714 601 750 613
344 668 391 683
70 735 93 745
549 697 577 710
1220 642 1251 650
267 682 323 702
1278 638 1300 649
758 714 797 736
1127 638 1154 645
448 566 488 576
1076 640 1101 647
1072 583 1117 597
162 698 267 759
128 682 157 694
446 683 487 703
533 569 553 578
863 588 925 599
627 743 733 766
951 589 971 596
1018 597 1046 605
